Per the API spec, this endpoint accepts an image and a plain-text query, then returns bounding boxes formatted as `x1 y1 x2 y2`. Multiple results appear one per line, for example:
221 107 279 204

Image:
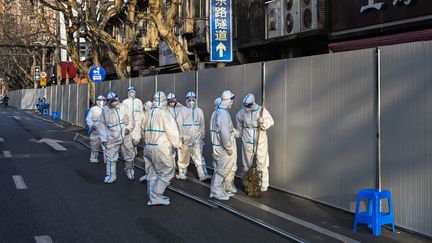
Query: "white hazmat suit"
122 87 145 146
209 90 239 200
86 95 106 163
236 93 274 191
176 91 211 181
139 101 153 183
210 97 222 169
143 91 182 205
99 92 136 183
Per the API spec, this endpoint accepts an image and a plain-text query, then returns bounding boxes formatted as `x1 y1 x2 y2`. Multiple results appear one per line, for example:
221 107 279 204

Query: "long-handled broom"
243 62 266 197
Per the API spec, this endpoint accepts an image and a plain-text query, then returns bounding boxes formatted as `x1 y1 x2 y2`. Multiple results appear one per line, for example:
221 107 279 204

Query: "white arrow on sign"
31 138 67 151
216 42 226 57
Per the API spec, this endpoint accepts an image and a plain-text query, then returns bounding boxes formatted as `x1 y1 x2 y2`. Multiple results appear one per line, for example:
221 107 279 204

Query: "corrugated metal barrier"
5 42 432 237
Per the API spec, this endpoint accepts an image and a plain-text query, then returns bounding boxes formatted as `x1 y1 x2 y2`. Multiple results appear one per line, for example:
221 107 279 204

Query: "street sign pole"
209 0 233 63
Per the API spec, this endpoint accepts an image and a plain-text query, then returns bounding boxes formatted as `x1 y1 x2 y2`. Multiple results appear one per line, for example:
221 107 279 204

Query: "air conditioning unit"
283 0 300 35
189 20 207 46
300 0 318 32
266 0 283 39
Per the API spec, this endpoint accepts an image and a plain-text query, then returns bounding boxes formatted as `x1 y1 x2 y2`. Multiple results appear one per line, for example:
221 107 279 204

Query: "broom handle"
253 62 266 168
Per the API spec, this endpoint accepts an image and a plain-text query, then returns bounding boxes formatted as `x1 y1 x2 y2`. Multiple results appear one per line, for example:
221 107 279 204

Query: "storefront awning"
329 28 432 52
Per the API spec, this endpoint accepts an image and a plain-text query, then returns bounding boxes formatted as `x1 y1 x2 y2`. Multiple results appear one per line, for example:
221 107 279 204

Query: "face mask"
226 100 233 109
188 100 196 107
97 100 105 107
244 103 253 111
129 92 136 99
109 100 119 107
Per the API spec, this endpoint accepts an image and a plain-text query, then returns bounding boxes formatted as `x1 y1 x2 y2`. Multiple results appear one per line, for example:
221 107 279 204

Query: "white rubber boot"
90 151 99 163
197 165 211 181
209 173 230 201
225 170 238 194
147 179 170 206
175 167 187 180
104 161 117 183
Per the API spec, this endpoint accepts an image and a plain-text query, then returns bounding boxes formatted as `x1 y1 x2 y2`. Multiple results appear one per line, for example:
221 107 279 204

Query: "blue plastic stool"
52 112 60 120
42 109 49 116
353 189 395 236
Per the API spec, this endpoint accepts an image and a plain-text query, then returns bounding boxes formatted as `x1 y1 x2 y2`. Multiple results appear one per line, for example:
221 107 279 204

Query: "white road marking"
12 175 27 189
3 151 12 158
38 138 67 151
13 116 21 120
34 235 53 243
0 137 4 142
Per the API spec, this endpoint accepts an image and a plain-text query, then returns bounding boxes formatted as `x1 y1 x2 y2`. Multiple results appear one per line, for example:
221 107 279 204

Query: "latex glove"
227 148 233 156
258 117 264 125
258 118 266 130
178 143 184 151
233 129 241 139
125 128 130 135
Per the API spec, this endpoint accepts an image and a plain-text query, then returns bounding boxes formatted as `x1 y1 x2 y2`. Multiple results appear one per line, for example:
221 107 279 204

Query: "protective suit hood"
220 90 235 109
242 93 258 110
242 93 256 106
96 95 106 107
144 101 153 112
154 91 168 108
214 97 222 109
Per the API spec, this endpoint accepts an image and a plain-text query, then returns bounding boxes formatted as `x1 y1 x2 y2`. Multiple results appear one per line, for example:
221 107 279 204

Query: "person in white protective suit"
210 97 222 169
139 100 154 183
175 91 211 181
209 90 240 200
85 95 106 163
236 93 274 192
143 100 153 113
99 92 136 183
143 91 182 205
122 87 145 152
167 93 183 120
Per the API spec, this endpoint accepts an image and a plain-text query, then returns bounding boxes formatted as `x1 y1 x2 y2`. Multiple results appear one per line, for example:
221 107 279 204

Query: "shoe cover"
104 161 117 183
125 168 135 180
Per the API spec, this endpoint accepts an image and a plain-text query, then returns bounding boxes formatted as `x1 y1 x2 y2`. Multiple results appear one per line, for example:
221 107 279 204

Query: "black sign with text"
332 0 432 32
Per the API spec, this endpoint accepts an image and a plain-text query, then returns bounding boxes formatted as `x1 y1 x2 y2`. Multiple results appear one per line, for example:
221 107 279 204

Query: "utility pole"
42 47 47 72
33 50 37 89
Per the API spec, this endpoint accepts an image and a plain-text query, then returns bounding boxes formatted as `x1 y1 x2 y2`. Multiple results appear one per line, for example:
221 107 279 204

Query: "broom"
243 62 266 197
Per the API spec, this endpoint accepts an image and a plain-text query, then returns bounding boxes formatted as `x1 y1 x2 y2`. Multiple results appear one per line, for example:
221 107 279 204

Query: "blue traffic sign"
89 66 106 83
209 0 232 62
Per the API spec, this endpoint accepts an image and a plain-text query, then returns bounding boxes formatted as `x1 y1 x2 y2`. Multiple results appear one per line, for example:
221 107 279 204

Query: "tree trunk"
163 32 193 71
115 49 130 79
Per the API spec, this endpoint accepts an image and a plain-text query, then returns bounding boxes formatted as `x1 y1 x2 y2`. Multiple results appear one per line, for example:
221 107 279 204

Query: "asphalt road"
0 107 291 243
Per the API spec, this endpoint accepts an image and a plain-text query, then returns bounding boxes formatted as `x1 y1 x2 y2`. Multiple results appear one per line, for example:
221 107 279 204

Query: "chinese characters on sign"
210 0 232 62
393 0 412 5
361 0 413 13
